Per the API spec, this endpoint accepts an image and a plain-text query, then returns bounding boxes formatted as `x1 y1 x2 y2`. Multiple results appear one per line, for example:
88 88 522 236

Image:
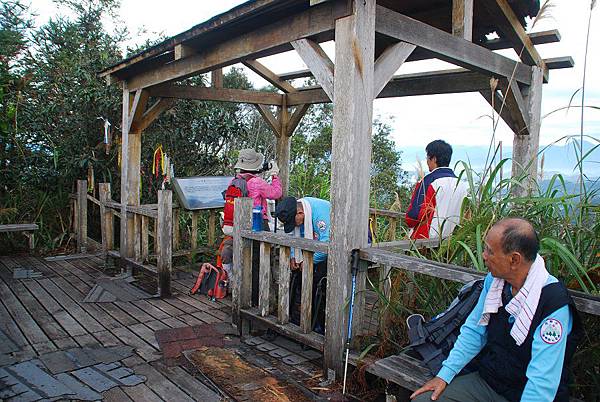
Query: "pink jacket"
237 173 282 219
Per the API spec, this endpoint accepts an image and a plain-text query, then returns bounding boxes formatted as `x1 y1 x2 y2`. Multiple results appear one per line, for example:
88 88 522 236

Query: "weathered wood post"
119 83 130 259
232 197 253 333
207 210 216 247
325 0 375 377
157 190 173 297
77 180 88 253
511 66 543 197
99 183 113 254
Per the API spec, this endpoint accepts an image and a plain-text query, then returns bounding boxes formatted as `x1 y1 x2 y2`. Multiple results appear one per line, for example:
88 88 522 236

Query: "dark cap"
275 196 297 233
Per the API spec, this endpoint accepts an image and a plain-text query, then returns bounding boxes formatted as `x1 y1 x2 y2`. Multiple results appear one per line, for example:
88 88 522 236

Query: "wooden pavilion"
98 0 575 377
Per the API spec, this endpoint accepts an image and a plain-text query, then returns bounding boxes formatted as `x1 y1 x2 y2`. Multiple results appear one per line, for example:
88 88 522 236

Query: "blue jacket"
438 273 573 401
294 197 330 264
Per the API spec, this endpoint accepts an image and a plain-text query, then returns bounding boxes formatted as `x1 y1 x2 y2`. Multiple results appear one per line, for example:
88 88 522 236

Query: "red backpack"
189 262 228 300
221 177 248 235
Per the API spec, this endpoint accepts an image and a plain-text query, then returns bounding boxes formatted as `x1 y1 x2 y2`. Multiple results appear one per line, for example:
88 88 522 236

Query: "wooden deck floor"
0 254 232 401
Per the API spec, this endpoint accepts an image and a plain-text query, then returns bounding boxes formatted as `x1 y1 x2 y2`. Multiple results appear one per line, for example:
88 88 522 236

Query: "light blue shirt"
292 197 330 264
437 273 572 401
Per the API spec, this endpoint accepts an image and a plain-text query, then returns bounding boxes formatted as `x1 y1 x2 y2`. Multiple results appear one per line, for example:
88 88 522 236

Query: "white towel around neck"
478 254 549 346
292 198 312 263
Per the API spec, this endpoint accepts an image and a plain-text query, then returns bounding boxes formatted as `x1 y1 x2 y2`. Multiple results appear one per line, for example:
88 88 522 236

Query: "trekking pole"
342 249 360 395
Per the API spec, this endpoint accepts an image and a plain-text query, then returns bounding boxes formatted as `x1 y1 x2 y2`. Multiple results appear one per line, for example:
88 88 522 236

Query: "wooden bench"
356 247 600 397
0 224 39 250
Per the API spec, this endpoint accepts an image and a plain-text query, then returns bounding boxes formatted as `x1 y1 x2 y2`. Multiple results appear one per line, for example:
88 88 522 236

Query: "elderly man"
405 140 467 239
411 218 581 402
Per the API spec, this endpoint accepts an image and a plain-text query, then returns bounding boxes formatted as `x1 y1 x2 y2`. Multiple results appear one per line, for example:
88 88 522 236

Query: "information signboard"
172 176 233 210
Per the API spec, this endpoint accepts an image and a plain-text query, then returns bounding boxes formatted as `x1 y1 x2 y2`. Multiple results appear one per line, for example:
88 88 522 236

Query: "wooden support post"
325 0 375 376
134 213 141 262
141 215 149 262
157 190 173 297
211 69 223 88
153 218 159 256
379 264 392 334
387 218 397 241
278 246 291 324
276 126 292 195
77 180 88 253
232 198 253 330
172 208 180 252
351 260 368 340
300 250 314 333
99 183 113 254
452 0 473 41
512 66 543 196
191 212 198 260
208 210 216 247
258 242 272 317
119 84 130 259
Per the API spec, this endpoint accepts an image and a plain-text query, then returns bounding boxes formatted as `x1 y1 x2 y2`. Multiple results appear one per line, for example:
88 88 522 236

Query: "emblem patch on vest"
540 318 563 344
316 220 327 232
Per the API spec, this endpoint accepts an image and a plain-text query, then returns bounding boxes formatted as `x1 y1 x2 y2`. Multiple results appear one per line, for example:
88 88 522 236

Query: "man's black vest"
477 281 582 401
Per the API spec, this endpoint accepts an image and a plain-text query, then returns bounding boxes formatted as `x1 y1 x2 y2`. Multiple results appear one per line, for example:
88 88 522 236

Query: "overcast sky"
29 0 600 151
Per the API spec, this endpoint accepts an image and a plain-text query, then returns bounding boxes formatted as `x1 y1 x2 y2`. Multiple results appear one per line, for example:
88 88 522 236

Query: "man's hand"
410 377 447 400
290 258 303 271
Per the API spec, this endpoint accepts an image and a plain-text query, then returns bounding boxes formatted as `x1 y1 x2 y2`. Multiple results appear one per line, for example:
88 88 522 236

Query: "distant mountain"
400 141 600 180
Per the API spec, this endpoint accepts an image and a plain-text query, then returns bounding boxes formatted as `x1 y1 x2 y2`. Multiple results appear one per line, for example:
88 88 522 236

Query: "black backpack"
406 279 484 375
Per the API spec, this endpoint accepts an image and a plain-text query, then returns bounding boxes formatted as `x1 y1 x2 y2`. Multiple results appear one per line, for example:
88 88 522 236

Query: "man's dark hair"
426 140 453 167
499 218 539 262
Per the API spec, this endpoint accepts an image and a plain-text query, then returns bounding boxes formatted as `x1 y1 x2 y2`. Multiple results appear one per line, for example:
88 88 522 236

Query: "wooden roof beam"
480 0 548 81
148 85 284 106
375 5 532 85
242 60 297 93
125 2 340 90
373 42 416 98
452 0 473 41
291 39 334 101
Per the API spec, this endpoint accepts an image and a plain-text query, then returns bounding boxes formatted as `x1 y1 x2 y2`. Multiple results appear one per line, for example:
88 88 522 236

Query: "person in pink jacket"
233 148 282 227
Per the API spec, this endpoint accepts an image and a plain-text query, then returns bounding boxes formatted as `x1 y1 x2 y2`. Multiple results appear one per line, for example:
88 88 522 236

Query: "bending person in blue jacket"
411 218 581 402
276 196 330 333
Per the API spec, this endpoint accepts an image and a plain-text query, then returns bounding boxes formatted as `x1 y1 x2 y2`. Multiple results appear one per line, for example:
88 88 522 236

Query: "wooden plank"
9 280 68 341
20 280 88 337
241 230 328 253
0 279 51 345
232 197 253 328
364 353 432 391
480 0 547 79
375 5 532 85
110 326 159 362
255 104 281 136
300 250 314 333
127 3 338 90
152 363 221 402
93 330 123 347
132 363 195 402
291 38 334 101
240 307 324 352
278 246 291 324
258 242 272 317
373 41 416 98
134 213 142 261
452 0 473 41
243 59 297 93
325 0 375 376
77 179 88 253
211 68 223 88
174 44 194 60
157 190 173 297
0 224 38 232
0 294 28 347
122 383 164 402
128 323 160 349
149 85 283 106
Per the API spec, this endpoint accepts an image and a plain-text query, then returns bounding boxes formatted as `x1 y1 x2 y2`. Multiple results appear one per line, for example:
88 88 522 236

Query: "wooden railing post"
157 190 173 297
99 183 113 254
300 250 314 333
232 197 253 331
172 208 180 252
278 246 291 324
141 215 149 262
190 212 198 261
76 180 88 253
258 242 272 317
208 209 216 247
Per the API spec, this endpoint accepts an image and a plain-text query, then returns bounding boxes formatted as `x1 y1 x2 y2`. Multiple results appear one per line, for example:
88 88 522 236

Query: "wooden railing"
368 207 403 242
71 179 221 296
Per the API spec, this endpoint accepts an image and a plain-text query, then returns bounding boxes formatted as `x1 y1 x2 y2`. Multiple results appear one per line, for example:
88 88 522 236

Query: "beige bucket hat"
234 149 264 171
